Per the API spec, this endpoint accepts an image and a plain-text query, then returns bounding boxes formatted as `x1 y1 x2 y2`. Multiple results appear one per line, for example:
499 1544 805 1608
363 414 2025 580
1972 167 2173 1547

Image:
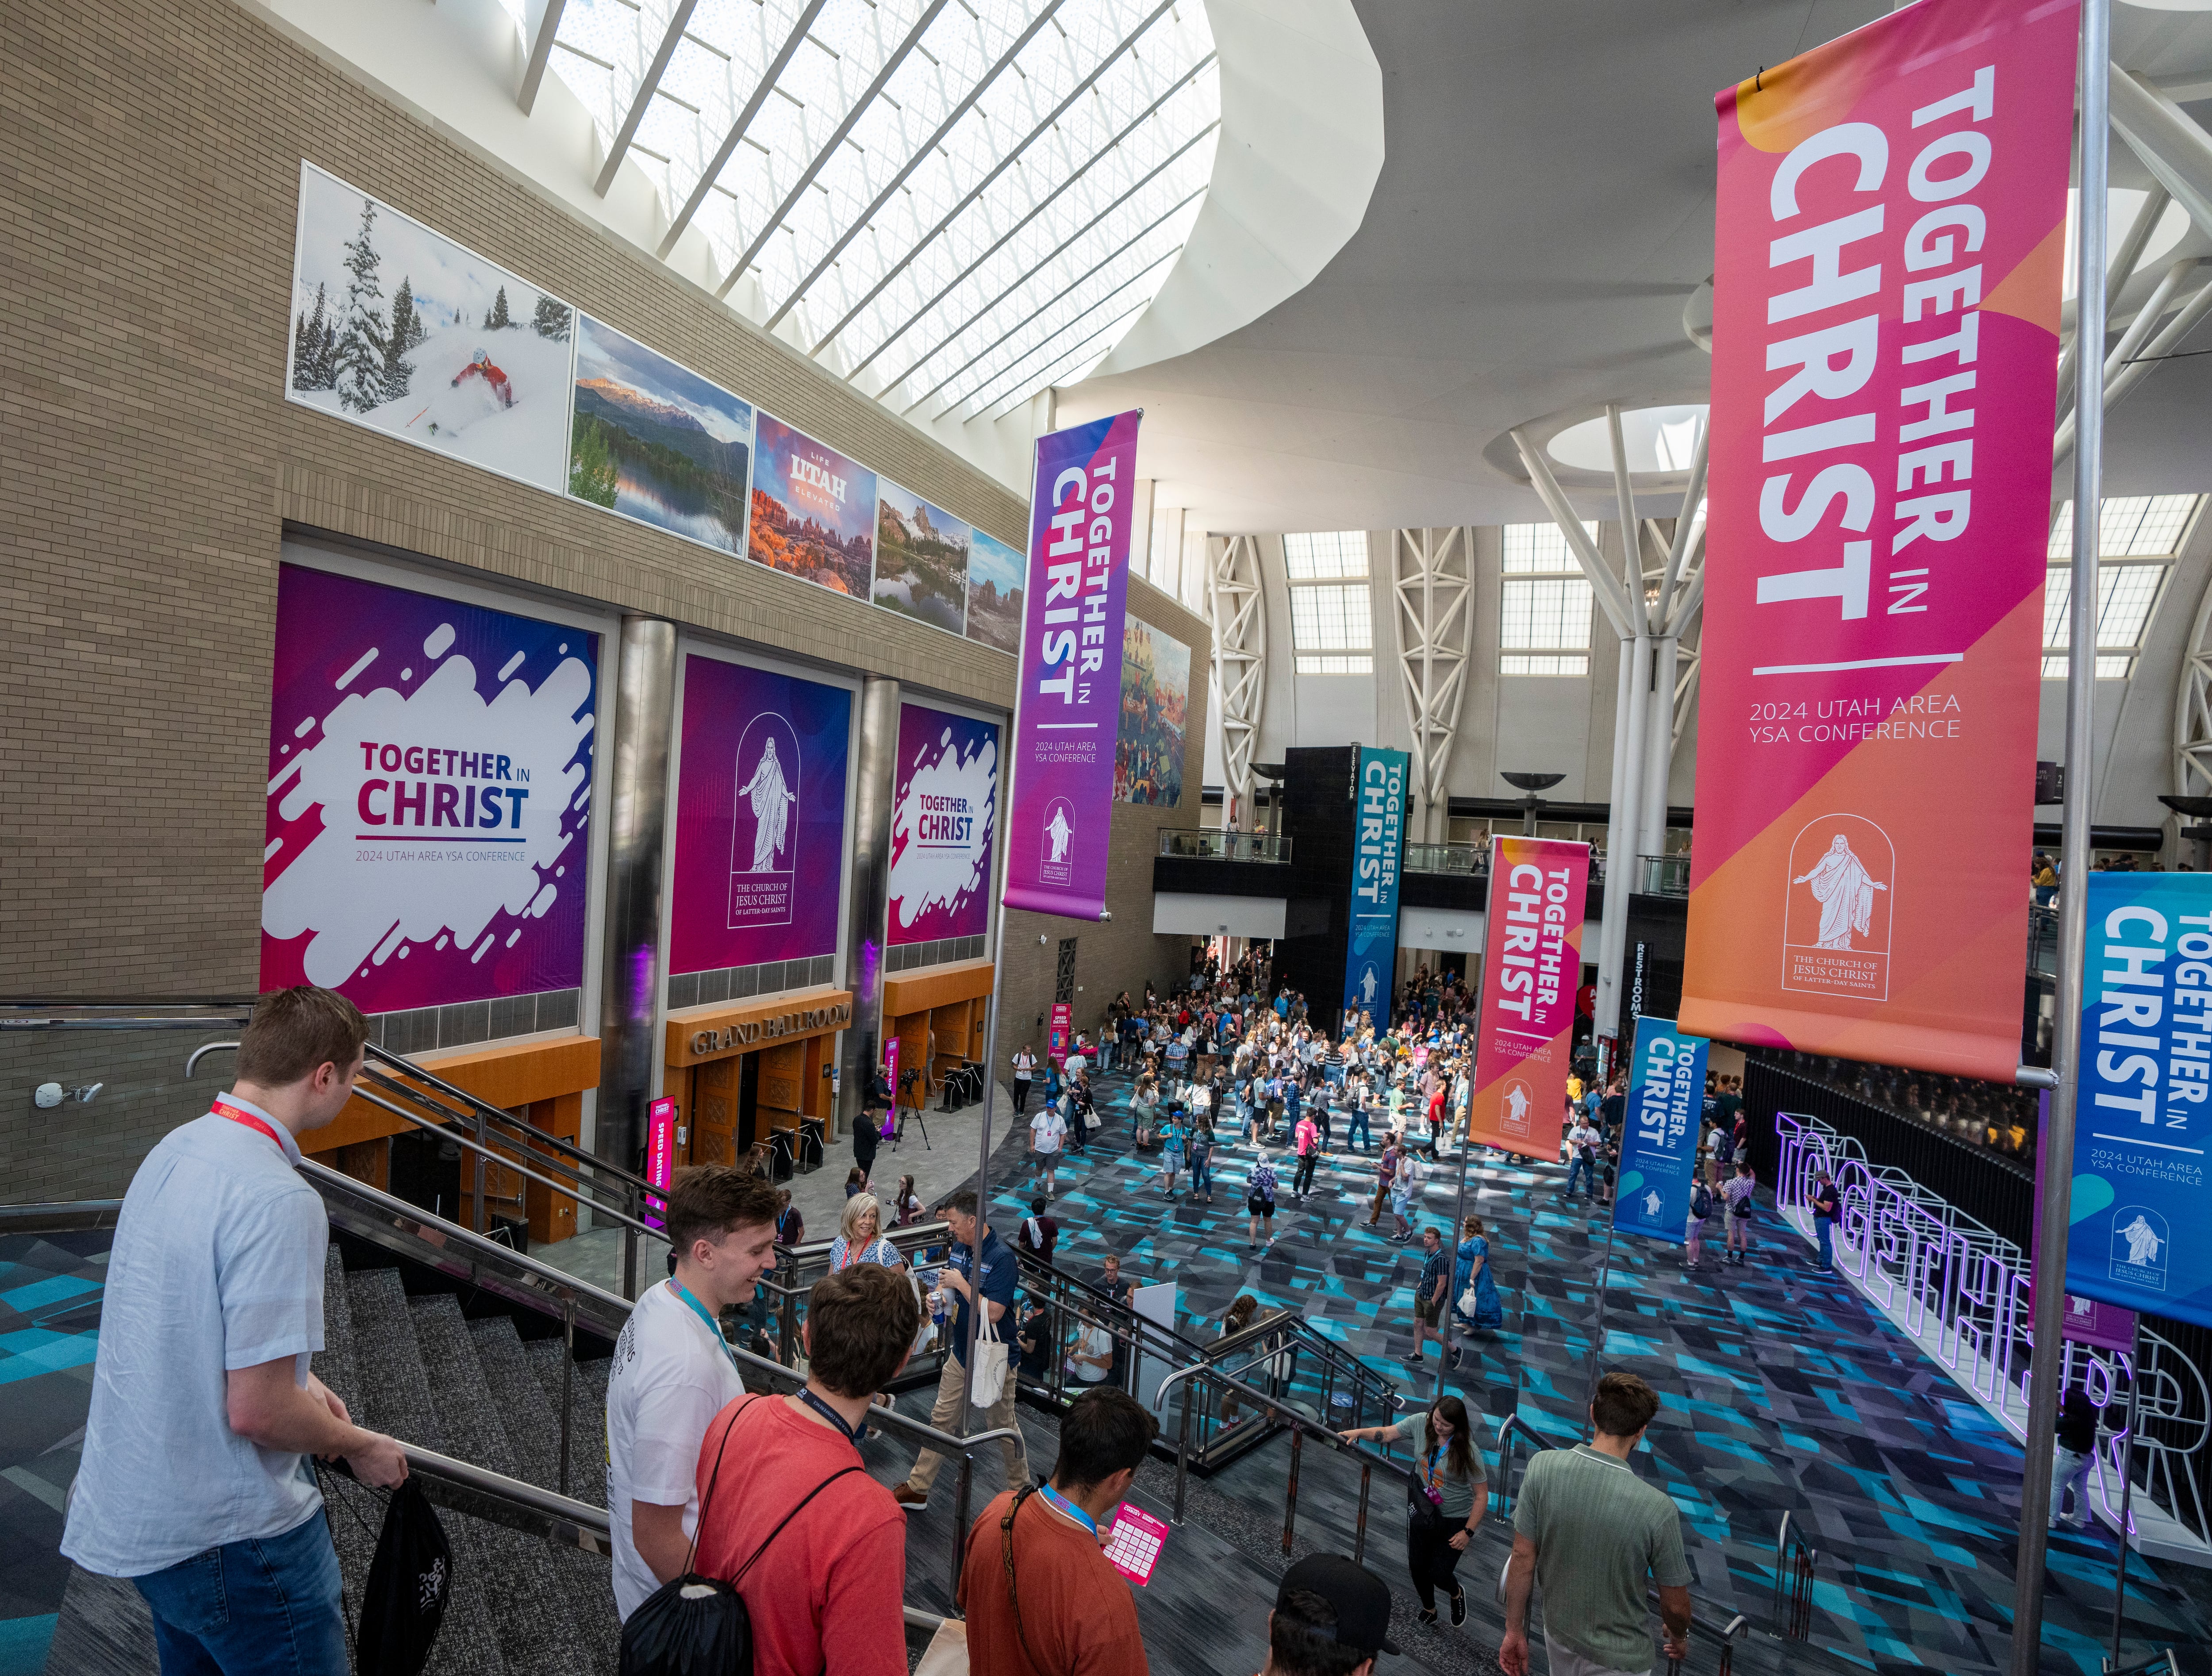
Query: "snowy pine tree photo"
382 277 422 400
331 198 388 413
532 295 571 341
291 282 337 391
484 285 511 331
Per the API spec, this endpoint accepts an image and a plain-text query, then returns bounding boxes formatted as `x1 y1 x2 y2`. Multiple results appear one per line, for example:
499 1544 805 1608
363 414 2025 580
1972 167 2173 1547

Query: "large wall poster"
966 529 1025 655
888 704 1000 946
569 316 752 554
261 563 598 1011
875 483 972 634
749 414 876 598
668 654 852 977
288 164 575 492
1679 0 2074 1080
1115 617 1189 806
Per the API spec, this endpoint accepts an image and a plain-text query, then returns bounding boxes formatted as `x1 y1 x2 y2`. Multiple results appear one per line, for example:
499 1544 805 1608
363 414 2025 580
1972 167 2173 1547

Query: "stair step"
524 1337 611 1512
311 1245 384 1662
342 1267 512 1676
409 1295 595 1676
468 1316 622 1672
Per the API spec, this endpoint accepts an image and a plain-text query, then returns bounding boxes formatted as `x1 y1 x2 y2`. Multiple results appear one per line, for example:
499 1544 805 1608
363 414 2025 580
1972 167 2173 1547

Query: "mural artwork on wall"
288 163 574 492
668 655 852 976
261 564 597 1011
749 414 876 598
874 482 972 635
569 316 753 554
965 528 1025 655
1115 617 1189 805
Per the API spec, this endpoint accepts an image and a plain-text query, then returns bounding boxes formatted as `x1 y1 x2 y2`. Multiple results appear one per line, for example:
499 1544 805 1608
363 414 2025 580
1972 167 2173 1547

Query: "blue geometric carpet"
972 1065 2212 1674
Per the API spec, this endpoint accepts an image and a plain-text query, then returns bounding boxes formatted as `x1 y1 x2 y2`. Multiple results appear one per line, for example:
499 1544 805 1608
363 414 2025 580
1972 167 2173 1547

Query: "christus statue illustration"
1793 833 1887 950
2118 1212 2164 1267
1044 803 1073 864
738 735 797 872
1503 1083 1532 1128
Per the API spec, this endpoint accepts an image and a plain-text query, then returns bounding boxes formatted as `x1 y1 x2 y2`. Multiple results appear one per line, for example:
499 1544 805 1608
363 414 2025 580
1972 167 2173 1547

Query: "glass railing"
1404 842 1487 876
1638 853 1692 896
1156 828 1291 862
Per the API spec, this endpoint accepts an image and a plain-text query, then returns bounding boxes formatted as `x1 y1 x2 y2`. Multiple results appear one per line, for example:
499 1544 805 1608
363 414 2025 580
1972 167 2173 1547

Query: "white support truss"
1389 528 1477 843
1209 534 1268 829
2175 567 2212 811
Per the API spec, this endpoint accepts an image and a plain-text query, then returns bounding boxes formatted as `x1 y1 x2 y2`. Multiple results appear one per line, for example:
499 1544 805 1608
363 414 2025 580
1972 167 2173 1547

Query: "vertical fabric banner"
1681 0 2077 1080
1342 747 1409 1020
2033 1090 2139 1352
2064 873 2212 1328
1002 411 1142 919
1615 1018 1710 1245
1467 837 1591 1157
644 1096 676 1230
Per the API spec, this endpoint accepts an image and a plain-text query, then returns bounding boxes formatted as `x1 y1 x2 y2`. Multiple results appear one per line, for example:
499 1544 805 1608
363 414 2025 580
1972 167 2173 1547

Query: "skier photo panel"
288 163 575 493
261 562 598 1013
667 653 852 977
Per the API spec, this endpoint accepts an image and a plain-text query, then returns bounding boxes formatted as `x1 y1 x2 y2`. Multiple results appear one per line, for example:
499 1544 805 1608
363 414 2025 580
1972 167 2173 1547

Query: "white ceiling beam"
1654 416 1707 631
2111 66 2212 244
2055 182 2168 414
879 122 1215 394
764 0 1068 333
715 0 957 301
976 294 1156 421
656 0 831 259
1605 403 1651 638
903 187 1200 415
594 0 701 197
812 2 1202 364
518 0 569 115
1507 426 1637 640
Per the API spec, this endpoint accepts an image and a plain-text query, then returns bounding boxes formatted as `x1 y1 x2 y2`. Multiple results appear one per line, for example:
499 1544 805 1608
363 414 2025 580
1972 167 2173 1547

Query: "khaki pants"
906 1349 1031 1498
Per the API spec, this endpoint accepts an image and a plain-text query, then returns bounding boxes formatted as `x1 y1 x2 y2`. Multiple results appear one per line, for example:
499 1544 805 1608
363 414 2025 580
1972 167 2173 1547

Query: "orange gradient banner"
1468 837 1589 1156
1681 0 2073 1080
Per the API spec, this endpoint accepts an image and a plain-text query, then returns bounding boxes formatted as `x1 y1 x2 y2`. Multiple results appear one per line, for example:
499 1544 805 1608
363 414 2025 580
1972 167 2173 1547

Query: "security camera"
34 1082 63 1110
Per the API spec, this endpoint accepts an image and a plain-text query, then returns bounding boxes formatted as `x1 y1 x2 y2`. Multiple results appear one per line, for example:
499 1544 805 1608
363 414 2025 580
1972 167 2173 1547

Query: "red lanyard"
212 1098 287 1153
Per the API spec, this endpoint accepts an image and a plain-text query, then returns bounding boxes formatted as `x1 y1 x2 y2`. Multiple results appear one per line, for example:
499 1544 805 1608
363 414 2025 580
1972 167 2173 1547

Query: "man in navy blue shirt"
895 1189 1031 1508
1809 1170 1841 1272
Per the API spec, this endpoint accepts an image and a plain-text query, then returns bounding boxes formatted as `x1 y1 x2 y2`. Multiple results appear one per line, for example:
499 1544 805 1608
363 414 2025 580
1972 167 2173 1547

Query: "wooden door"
524 1093 581 1247
758 1041 806 1141
692 1057 738 1167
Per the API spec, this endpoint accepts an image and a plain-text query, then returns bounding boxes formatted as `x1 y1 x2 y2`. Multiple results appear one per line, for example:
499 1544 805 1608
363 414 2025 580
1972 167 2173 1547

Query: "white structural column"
1390 527 1478 842
1210 534 1268 829
2176 568 2212 809
1509 407 1707 1062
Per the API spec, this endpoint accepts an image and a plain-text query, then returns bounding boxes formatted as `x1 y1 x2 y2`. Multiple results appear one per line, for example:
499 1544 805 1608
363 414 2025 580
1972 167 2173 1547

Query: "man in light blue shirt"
63 987 407 1676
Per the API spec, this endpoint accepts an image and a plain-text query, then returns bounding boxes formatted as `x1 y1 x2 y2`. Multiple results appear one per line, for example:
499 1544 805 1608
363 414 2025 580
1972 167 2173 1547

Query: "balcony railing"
1156 829 1290 862
1638 853 1691 897
1403 842 1487 876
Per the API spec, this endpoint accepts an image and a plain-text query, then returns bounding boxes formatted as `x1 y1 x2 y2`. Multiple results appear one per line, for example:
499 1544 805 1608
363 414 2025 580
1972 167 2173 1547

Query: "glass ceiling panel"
542 0 1219 417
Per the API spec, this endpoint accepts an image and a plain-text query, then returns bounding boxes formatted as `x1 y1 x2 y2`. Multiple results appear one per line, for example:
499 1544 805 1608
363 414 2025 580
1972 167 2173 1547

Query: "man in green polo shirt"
1498 1372 1691 1676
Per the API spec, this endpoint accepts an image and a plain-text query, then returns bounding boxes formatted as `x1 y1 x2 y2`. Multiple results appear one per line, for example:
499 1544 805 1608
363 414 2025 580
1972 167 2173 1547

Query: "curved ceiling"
1059 0 2212 535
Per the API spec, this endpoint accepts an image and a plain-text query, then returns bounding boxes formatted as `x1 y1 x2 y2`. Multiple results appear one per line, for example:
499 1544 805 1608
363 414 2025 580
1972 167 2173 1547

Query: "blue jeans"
1190 1149 1213 1195
133 1510 348 1676
1816 1215 1835 1270
1345 1109 1373 1149
1564 1156 1594 1198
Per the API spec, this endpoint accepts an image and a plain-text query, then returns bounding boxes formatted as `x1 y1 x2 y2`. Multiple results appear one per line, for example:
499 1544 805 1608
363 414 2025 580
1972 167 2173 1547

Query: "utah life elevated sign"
1681 0 2074 1080
1466 836 1590 1158
1003 412 1141 921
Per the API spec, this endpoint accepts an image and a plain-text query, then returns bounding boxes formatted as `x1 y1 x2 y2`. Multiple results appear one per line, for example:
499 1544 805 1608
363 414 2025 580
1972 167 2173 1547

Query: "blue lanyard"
799 1388 869 1446
1036 1482 1097 1538
668 1280 740 1375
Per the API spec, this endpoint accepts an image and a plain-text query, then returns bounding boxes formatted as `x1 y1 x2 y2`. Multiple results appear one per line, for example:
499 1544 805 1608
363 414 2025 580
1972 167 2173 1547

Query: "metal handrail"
360 1042 655 1195
392 1440 611 1556
0 1199 124 1234
1491 1411 1553 1522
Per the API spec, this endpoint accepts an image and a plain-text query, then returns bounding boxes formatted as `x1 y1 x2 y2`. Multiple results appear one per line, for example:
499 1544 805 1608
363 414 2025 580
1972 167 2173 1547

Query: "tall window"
1500 521 1597 675
2043 495 2203 678
1284 531 1372 674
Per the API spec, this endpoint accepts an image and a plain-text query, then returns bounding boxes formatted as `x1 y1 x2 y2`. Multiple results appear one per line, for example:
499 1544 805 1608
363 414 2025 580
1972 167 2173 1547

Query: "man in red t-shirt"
690 1263 916 1676
960 1387 1157 1675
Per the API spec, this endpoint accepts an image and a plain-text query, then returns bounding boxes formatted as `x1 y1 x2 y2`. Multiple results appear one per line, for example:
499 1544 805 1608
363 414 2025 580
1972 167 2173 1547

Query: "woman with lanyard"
1340 1393 1486 1627
828 1193 902 1273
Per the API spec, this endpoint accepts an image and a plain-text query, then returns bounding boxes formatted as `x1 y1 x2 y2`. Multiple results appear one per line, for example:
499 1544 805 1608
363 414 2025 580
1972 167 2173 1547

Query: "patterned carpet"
973 1063 2212 1674
0 1233 108 1676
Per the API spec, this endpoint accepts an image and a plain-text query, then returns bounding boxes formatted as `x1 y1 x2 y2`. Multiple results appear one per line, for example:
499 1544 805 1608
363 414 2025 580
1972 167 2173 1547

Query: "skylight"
521 0 1220 423
2041 495 2201 680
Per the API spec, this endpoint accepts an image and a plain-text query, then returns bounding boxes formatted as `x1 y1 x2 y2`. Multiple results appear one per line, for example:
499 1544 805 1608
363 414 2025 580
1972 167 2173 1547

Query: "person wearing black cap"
1256 1555 1400 1676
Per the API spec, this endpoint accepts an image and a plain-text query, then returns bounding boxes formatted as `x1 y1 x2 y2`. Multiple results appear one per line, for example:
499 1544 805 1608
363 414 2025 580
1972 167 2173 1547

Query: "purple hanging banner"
1002 410 1141 920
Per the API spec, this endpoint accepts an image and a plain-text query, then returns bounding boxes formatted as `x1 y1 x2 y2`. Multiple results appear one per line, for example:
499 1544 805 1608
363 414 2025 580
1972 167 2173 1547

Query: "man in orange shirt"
960 1387 1157 1674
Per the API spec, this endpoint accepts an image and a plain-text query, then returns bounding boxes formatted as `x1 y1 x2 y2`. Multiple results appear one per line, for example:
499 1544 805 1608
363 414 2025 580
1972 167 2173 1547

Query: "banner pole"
2012 1 2108 1665
2109 1323 2143 1665
1579 1212 1624 1426
1438 1105 1474 1402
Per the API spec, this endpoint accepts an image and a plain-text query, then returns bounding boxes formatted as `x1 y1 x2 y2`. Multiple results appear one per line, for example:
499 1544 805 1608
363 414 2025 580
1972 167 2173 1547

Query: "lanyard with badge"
667 1279 741 1377
213 1097 287 1153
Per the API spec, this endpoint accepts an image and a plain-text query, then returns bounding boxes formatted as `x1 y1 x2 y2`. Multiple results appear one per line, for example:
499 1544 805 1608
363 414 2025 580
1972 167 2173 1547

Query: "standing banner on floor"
1680 0 2077 1080
1341 747 1410 1020
1466 837 1591 1157
2062 873 2212 1329
1615 1017 1709 1245
2032 1091 2139 1352
1002 411 1142 920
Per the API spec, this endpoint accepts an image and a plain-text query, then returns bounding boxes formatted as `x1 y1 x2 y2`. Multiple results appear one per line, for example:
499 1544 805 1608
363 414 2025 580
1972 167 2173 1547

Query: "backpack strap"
683 1397 862 1586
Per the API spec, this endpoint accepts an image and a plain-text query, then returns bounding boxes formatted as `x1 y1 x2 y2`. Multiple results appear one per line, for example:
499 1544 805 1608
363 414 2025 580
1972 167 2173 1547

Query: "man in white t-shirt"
1029 1099 1069 1198
605 1164 782 1619
1011 1045 1039 1115
1562 1118 1603 1203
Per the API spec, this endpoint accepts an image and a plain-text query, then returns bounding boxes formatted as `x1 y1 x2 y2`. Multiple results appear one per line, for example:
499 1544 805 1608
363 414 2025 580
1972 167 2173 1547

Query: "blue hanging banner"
2065 872 2212 1328
1614 1016 1709 1246
1341 747 1408 1023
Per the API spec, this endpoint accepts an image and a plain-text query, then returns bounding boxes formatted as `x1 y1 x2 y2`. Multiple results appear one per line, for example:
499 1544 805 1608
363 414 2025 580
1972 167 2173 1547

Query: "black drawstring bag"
618 1397 859 1676
357 1477 452 1676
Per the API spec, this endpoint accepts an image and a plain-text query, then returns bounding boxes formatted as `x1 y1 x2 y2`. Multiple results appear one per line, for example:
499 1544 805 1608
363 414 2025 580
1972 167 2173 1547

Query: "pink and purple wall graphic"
261 564 598 1012
889 704 998 946
749 413 876 599
668 655 851 976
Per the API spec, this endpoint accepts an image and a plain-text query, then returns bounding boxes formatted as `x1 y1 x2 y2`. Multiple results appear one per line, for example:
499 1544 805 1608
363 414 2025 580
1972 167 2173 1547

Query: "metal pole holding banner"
2014 2 2108 1664
1579 1213 1625 1425
2112 1324 2145 1666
